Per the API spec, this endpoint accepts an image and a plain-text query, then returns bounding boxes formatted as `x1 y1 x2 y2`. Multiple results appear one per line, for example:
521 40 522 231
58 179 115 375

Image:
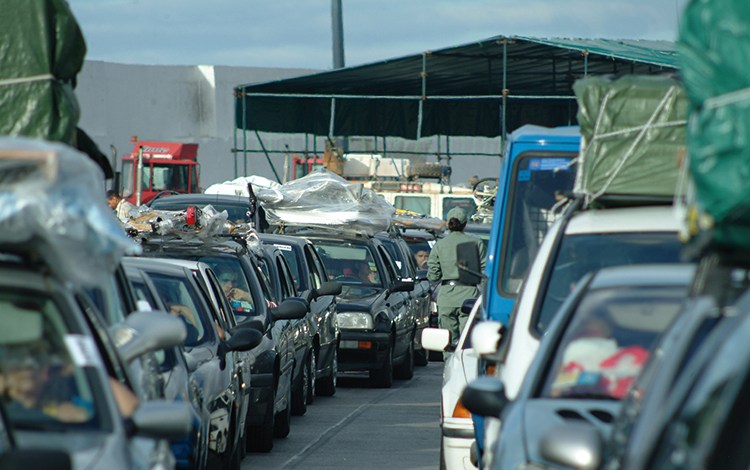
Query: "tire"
394 338 414 380
306 349 316 405
415 345 429 366
247 397 274 452
291 353 310 416
370 340 393 388
316 345 337 397
273 385 292 438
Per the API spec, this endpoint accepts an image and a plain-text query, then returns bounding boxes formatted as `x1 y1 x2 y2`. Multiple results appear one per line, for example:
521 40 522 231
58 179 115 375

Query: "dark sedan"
307 232 416 388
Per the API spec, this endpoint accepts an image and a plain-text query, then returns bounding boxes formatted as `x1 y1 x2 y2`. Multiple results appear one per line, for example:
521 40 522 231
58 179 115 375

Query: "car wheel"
394 337 414 380
414 345 429 366
291 353 310 416
247 397 274 452
306 348 316 405
273 385 292 438
316 344 337 396
370 340 393 388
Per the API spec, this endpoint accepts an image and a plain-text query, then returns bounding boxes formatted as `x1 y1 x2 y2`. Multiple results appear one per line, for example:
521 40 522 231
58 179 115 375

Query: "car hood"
336 288 387 313
520 398 620 464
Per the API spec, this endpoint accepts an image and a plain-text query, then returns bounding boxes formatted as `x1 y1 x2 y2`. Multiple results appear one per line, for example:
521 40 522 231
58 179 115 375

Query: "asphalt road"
242 363 442 470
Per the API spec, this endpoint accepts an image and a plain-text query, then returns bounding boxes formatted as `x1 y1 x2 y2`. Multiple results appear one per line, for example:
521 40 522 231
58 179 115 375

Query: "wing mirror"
130 400 193 440
421 328 451 352
273 297 309 321
391 279 415 293
470 320 504 357
113 310 187 363
313 281 342 299
415 269 428 281
539 423 603 470
221 327 263 353
461 376 508 417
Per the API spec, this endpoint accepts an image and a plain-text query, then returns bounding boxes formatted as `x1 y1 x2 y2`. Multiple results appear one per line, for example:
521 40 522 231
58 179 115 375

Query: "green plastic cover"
573 75 687 203
0 0 86 144
679 0 750 249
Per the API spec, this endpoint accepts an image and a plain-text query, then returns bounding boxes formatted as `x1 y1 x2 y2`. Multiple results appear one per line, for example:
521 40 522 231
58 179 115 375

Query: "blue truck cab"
483 125 580 325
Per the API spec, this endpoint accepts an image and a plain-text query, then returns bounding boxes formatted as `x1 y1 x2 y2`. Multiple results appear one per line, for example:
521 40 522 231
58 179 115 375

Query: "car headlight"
337 312 374 330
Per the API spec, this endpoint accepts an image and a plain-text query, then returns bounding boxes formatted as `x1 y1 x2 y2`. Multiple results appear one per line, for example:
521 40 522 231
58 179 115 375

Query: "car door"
375 243 413 358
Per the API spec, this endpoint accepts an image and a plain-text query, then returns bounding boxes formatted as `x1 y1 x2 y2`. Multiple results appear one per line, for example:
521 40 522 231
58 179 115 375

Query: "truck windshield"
500 154 576 295
150 164 190 191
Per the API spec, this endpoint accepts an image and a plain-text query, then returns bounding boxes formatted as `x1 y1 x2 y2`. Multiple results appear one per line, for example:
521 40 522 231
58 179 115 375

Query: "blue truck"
483 125 580 325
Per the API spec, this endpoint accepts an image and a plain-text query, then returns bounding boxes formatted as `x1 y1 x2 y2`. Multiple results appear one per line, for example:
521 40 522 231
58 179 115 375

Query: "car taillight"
452 399 472 419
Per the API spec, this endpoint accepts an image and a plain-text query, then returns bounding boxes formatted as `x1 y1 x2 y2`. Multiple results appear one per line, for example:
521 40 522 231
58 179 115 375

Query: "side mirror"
391 279 415 293
313 281 342 299
222 327 263 353
236 317 265 333
461 376 508 417
461 297 478 315
415 269 428 281
421 328 451 352
114 310 187 363
131 400 193 440
539 423 602 470
273 297 308 321
470 321 504 357
456 242 483 285
0 449 72 470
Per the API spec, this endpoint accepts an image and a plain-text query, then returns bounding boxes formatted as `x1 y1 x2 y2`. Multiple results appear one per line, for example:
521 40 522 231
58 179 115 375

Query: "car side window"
277 257 297 298
304 246 323 289
377 246 398 286
310 248 330 286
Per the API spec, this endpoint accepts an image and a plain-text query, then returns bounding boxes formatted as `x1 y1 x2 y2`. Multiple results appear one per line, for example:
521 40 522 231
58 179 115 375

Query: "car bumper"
338 330 390 371
442 417 476 470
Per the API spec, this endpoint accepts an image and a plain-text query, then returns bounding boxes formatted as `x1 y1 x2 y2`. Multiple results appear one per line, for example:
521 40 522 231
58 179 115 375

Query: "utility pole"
332 0 345 69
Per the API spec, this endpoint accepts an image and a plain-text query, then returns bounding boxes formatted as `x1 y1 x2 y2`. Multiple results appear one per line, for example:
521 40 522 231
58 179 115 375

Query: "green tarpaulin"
574 74 687 203
679 0 750 250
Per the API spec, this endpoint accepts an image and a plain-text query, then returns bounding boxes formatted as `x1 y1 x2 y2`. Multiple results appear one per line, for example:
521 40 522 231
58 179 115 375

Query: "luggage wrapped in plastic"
0 0 86 144
255 169 395 236
392 209 445 233
0 138 137 285
574 75 688 205
679 0 750 250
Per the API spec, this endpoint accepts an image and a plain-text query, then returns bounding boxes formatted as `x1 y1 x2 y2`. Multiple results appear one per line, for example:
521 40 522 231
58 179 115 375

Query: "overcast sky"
67 0 689 70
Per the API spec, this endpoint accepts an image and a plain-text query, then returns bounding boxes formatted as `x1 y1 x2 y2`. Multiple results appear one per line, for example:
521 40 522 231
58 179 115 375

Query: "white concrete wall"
75 61 502 189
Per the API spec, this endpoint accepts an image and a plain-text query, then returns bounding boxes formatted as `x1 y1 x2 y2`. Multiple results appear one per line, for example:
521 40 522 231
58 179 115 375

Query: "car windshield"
535 232 682 334
0 291 107 432
314 241 383 295
146 272 213 348
542 285 685 400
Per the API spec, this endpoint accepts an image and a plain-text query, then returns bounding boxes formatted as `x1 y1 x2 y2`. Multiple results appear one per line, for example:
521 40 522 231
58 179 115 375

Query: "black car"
306 231 416 388
140 237 302 452
375 231 431 366
259 233 341 396
257 243 316 416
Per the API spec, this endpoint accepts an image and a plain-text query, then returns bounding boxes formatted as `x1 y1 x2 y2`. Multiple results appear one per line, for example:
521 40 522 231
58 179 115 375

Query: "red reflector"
358 341 372 349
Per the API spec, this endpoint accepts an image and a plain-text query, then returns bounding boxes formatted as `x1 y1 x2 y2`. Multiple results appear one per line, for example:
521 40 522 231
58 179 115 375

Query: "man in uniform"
427 207 487 353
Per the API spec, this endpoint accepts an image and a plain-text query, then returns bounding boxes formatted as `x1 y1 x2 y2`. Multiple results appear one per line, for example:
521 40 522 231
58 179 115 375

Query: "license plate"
340 340 359 349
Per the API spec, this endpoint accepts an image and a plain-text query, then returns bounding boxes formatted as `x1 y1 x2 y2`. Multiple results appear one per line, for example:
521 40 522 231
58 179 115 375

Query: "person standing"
106 190 136 223
427 207 487 351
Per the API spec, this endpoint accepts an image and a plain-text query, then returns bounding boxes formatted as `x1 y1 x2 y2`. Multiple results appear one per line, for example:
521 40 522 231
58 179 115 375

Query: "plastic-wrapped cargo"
0 0 85 144
255 169 395 236
0 138 137 285
392 209 445 233
679 0 750 250
573 75 688 205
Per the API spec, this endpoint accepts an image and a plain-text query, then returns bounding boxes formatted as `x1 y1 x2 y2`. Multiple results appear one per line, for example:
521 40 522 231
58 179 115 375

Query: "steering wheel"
335 275 361 283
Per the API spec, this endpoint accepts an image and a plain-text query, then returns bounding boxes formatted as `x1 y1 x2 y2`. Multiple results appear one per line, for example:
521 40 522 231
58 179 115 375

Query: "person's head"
3 356 46 408
446 207 468 232
217 270 237 296
106 190 122 209
414 250 429 269
574 315 614 340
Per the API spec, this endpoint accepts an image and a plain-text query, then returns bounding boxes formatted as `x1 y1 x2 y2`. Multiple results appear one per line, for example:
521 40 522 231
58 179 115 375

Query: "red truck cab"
121 141 200 205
